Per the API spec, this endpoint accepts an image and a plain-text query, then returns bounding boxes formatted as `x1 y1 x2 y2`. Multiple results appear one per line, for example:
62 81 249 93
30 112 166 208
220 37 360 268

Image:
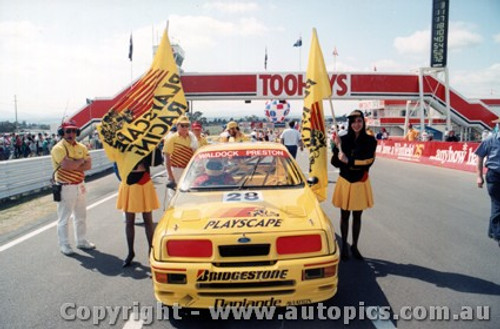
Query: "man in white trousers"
51 120 95 255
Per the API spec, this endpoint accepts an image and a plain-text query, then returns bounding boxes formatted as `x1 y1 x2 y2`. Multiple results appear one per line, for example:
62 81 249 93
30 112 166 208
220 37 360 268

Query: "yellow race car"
150 142 339 309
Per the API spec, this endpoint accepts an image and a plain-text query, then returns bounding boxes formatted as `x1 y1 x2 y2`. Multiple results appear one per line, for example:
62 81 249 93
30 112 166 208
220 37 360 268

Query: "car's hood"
159 188 324 236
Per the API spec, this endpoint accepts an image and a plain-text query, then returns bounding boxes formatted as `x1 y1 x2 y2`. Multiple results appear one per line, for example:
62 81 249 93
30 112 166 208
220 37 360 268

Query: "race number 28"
223 192 263 202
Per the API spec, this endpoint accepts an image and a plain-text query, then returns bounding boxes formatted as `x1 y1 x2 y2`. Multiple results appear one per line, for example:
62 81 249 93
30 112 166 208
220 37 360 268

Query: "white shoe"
60 244 74 256
76 241 96 250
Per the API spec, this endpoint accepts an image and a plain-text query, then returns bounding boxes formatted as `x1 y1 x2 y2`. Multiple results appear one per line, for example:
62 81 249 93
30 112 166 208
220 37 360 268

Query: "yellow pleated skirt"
332 176 374 211
116 180 160 213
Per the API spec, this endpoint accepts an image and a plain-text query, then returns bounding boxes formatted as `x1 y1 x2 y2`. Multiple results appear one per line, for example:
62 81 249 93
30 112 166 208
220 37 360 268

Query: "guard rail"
0 150 112 201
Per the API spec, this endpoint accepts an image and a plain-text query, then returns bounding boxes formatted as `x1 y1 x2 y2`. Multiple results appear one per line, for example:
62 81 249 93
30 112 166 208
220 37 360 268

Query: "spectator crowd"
0 132 58 161
0 130 103 161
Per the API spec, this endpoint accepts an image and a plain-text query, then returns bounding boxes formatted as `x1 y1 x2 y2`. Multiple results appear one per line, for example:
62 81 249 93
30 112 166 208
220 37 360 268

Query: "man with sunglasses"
51 120 95 255
163 116 198 199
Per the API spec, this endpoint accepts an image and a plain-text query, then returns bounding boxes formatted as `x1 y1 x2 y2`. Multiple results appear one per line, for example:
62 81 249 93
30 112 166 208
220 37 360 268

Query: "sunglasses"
65 129 77 134
179 124 190 128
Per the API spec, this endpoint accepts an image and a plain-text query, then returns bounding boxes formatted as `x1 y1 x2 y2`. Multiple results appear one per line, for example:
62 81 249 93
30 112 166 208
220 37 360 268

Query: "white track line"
122 312 144 329
0 171 166 253
0 192 117 253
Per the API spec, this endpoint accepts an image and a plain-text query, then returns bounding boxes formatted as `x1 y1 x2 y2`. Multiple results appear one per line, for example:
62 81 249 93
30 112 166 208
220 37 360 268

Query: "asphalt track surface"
1 151 499 329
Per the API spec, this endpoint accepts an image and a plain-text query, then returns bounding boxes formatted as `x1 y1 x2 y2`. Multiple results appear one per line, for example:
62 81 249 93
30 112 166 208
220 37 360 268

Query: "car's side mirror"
307 177 319 186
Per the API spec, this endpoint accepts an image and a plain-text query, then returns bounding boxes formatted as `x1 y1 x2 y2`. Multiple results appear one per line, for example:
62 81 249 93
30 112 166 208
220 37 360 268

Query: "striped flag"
293 37 302 47
128 34 133 61
333 46 338 56
98 28 188 180
301 28 331 202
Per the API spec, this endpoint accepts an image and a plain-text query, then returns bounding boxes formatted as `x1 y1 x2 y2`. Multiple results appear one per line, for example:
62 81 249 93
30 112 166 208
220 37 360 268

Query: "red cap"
60 120 79 129
192 122 202 130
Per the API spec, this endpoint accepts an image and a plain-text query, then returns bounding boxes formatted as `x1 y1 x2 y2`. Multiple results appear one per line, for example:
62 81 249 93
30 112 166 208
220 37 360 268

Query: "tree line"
0 121 50 133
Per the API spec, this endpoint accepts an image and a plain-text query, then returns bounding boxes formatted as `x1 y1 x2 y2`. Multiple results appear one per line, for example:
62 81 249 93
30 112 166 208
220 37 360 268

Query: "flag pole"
130 63 133 87
329 47 339 131
330 47 338 127
328 45 340 152
327 92 342 154
264 46 268 71
328 98 337 127
333 47 338 72
129 32 133 88
299 35 302 71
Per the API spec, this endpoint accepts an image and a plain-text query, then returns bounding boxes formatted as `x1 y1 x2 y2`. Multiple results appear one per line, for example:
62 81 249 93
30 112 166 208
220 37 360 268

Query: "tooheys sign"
430 0 449 68
257 73 350 98
180 72 351 100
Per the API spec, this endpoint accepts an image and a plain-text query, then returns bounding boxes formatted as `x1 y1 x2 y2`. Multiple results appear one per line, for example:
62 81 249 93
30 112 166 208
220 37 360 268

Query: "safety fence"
0 150 112 201
376 139 480 172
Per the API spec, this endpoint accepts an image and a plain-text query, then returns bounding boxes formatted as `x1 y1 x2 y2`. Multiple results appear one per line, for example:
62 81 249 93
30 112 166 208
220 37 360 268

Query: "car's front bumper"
150 253 339 309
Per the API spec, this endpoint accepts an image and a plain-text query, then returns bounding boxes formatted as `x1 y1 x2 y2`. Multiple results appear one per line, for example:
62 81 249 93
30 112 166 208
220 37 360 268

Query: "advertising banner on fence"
376 140 480 172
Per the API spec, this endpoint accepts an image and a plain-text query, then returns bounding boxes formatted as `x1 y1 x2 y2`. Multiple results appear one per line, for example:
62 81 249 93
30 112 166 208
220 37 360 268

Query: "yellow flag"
301 28 331 202
97 28 187 180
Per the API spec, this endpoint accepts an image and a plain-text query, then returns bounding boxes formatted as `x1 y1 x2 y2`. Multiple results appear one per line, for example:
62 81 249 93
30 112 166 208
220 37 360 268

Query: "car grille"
198 289 296 297
218 244 270 257
213 261 277 267
197 280 295 290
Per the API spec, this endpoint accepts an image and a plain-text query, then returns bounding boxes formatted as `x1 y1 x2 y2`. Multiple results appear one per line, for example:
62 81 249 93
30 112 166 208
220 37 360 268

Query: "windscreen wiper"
239 157 263 190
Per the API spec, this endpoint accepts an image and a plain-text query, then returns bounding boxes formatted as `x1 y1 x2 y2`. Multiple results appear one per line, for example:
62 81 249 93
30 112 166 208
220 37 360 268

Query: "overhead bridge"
70 72 500 136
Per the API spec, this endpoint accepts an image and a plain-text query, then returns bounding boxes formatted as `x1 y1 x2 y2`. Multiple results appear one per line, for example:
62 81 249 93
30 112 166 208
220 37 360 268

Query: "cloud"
168 15 232 49
494 33 500 43
167 14 271 52
166 14 280 72
203 1 259 13
394 30 429 56
370 59 416 72
0 20 136 119
0 20 41 39
393 22 483 56
447 22 483 48
452 63 500 98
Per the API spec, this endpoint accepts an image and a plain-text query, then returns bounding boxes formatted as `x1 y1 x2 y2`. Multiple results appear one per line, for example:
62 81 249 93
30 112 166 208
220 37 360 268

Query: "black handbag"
50 143 69 202
51 182 62 202
51 164 62 202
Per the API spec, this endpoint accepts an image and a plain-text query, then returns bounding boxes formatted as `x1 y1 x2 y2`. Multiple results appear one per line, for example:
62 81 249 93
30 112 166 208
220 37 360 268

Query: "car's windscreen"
180 148 304 191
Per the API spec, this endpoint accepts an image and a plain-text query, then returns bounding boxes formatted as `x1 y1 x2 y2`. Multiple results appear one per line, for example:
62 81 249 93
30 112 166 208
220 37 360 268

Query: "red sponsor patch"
213 207 258 218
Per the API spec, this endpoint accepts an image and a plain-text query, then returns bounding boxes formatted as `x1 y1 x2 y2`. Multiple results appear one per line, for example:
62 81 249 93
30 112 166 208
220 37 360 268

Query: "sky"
0 0 499 123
